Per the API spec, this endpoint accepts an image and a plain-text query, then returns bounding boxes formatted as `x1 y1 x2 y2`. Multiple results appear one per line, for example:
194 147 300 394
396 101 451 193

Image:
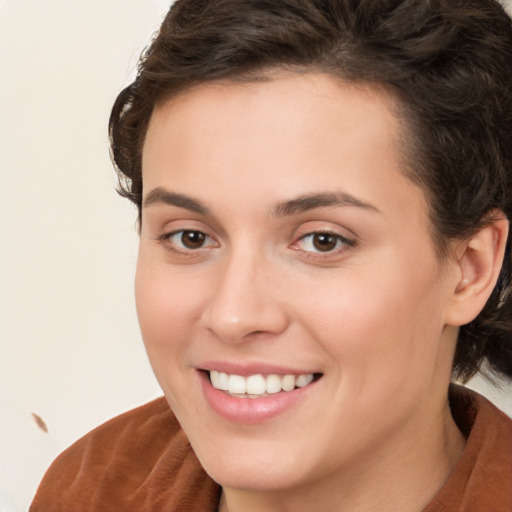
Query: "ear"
445 214 509 327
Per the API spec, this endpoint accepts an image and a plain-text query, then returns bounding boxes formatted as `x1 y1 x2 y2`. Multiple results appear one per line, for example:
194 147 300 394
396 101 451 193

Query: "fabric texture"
30 398 221 512
30 386 512 512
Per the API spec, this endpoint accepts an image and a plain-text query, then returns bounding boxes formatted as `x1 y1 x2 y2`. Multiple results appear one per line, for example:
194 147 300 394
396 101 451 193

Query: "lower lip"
199 372 317 424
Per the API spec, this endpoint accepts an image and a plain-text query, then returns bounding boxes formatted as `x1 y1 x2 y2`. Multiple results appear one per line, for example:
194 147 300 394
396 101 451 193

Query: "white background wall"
0 2 168 510
1 1 511 511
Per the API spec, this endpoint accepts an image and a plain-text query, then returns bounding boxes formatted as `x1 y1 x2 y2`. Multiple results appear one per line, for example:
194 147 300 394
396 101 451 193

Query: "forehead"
141 73 427 224
145 73 402 148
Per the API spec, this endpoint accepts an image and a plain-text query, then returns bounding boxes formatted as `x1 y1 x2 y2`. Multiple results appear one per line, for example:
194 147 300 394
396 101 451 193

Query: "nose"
201 249 289 344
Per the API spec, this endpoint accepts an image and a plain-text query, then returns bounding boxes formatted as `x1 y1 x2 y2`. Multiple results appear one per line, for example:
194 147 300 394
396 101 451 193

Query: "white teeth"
246 374 266 395
210 370 220 389
210 370 231 391
228 374 246 394
296 373 314 387
281 374 295 391
266 374 282 394
209 371 316 396
218 372 229 391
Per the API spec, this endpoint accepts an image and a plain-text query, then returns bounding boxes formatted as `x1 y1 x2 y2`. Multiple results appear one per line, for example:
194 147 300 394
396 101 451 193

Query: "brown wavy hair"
109 0 512 382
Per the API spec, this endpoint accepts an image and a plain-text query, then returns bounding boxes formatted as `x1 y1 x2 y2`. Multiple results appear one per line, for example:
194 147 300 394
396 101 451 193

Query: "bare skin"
136 73 506 511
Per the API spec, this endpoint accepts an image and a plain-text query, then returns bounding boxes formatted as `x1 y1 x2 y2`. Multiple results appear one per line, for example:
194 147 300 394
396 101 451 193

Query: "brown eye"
312 233 338 252
294 231 354 255
160 229 217 254
181 230 206 249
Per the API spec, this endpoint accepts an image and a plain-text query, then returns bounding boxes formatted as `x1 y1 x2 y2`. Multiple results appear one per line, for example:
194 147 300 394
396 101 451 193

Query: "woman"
31 0 512 511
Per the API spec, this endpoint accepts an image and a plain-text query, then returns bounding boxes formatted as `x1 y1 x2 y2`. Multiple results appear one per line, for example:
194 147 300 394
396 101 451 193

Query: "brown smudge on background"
31 412 49 433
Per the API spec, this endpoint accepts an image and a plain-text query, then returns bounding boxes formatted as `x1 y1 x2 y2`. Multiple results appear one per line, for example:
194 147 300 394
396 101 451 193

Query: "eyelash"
291 231 356 259
158 230 218 254
157 229 356 259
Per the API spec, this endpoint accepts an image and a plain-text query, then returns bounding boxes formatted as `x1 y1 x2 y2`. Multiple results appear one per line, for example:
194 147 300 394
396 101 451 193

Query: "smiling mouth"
207 370 322 398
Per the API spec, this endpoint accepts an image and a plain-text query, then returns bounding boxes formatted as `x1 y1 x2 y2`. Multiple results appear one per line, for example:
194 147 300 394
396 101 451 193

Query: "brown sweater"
30 386 512 512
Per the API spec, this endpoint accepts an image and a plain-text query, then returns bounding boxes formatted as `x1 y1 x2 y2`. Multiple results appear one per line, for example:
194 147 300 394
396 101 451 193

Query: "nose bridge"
203 243 288 343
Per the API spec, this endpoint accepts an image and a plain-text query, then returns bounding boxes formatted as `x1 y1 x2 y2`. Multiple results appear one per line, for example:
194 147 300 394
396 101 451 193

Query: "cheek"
134 254 205 365
296 261 444 382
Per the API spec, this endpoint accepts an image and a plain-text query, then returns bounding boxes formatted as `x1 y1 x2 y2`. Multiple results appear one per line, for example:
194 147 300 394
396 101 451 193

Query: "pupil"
182 231 205 249
313 233 337 252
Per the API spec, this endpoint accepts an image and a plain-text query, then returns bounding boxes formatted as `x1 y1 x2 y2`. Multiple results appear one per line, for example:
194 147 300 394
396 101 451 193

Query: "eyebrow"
142 187 379 217
272 192 379 216
143 187 209 215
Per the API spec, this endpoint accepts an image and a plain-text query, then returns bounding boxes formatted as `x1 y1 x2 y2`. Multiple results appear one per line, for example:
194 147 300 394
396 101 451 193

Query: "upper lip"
197 361 320 376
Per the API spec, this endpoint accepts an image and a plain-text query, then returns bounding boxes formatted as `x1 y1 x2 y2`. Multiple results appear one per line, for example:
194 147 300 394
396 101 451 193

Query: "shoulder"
30 397 220 512
424 385 512 512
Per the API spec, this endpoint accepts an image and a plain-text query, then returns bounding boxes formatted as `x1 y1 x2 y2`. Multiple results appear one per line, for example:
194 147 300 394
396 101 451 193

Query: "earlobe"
446 214 509 327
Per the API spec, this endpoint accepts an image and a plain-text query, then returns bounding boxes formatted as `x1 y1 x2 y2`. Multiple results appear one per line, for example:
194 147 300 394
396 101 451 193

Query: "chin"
205 463 304 493
190 435 311 492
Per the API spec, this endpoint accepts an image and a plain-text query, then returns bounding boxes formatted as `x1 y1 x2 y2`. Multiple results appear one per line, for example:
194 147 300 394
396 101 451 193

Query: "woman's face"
137 74 460 493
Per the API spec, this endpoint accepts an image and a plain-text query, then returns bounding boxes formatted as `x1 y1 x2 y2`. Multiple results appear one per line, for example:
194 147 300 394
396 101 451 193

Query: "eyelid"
295 231 353 248
158 227 219 254
290 227 357 259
